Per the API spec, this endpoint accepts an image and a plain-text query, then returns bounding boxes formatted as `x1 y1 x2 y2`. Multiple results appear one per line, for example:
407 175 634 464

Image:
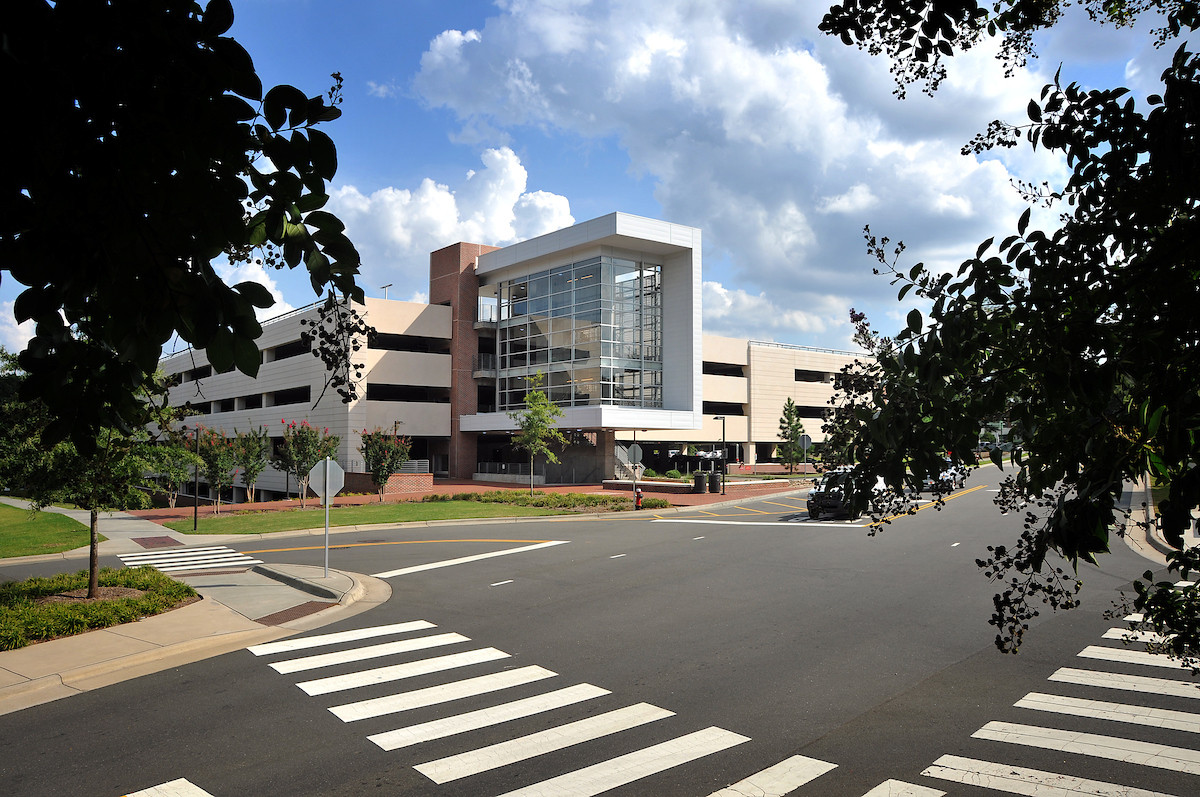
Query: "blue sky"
0 0 1176 353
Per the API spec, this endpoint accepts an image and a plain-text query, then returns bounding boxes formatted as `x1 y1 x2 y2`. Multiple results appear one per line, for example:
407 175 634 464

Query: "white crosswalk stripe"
860 780 944 796
973 720 1200 775
414 702 675 783
119 546 262 573
248 620 829 794
1049 666 1200 700
491 726 751 797
922 754 1178 796
367 683 611 751
1015 691 1200 734
1078 644 1192 670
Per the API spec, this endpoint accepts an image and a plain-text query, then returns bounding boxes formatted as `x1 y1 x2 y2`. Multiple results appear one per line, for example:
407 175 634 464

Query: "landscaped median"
0 566 198 651
0 502 103 559
162 491 673 535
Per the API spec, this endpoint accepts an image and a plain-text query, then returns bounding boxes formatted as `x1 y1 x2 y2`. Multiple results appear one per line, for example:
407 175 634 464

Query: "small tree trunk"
88 508 99 599
529 454 535 496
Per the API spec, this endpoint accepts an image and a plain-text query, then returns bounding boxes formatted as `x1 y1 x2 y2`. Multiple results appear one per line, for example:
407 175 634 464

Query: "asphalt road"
1 481 1190 797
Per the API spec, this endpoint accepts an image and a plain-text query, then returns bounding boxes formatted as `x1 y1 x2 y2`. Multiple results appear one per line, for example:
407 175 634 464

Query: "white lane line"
861 780 945 797
492 726 750 797
1049 667 1200 699
372 540 569 578
951 542 960 547
1016 691 1200 733
693 536 705 540
1102 627 1172 645
269 633 468 674
491 580 514 587
922 754 1177 797
610 554 627 559
124 778 217 797
1125 613 1145 622
973 720 1200 775
297 648 510 696
653 519 870 528
330 665 556 722
368 683 610 751
706 754 837 796
415 702 675 784
248 621 436 656
1078 645 1190 670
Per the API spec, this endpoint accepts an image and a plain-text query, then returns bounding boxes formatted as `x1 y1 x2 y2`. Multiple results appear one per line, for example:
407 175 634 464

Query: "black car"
807 468 887 520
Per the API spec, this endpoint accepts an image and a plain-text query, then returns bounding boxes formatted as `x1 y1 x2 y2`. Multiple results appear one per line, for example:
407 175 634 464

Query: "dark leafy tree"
2 0 365 453
777 398 807 474
508 373 569 496
822 0 1200 657
234 425 271 503
193 426 238 513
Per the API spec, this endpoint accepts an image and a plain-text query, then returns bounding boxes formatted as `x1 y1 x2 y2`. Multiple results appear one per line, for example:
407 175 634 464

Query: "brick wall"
344 472 435 495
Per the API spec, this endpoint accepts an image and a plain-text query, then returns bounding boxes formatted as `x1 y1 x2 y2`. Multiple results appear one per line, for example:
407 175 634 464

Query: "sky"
0 0 1177 354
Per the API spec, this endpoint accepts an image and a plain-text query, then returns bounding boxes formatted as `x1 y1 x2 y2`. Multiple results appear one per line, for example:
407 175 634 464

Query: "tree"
194 426 238 514
144 444 203 509
777 398 807 474
234 425 271 503
2 0 366 454
271 419 339 507
820 1 1200 657
358 428 412 501
508 373 568 496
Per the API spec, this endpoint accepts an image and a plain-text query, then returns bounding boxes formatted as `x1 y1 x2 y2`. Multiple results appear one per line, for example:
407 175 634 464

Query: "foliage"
271 419 339 506
358 428 412 501
2 0 364 453
665 469 684 479
821 1 1200 654
0 566 196 651
777 398 807 474
642 468 659 478
507 373 569 496
421 490 642 511
144 444 202 509
192 426 238 513
234 425 271 503
820 0 1199 97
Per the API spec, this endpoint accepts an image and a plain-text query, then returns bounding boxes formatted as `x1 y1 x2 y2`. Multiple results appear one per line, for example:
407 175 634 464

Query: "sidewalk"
0 481 807 717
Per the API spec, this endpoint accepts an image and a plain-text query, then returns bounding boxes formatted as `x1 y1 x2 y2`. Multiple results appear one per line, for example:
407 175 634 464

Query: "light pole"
714 416 726 495
381 283 393 299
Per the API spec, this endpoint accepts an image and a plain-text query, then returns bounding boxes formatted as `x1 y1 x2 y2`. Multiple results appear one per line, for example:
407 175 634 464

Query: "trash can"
708 472 721 493
692 472 707 493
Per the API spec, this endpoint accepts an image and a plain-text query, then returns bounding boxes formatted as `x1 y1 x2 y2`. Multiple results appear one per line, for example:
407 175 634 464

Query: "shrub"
665 469 683 479
642 468 659 478
640 497 672 510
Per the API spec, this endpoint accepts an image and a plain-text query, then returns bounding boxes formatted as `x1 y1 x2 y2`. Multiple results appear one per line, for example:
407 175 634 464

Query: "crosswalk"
912 609 1200 796
118 546 263 573
241 609 1200 796
246 619 852 795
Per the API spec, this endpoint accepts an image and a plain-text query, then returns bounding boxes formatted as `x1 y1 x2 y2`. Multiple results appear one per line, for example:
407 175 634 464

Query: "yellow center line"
698 510 719 516
870 484 989 527
735 505 773 514
241 538 555 555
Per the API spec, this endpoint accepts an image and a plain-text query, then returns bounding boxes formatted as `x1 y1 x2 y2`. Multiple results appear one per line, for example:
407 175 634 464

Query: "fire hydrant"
635 487 643 510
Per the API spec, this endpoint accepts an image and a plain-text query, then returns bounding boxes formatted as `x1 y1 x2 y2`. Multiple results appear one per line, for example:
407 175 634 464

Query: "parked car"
807 467 889 520
915 458 966 494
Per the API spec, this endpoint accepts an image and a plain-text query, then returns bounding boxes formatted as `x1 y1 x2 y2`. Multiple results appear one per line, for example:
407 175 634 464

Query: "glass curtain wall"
495 256 663 411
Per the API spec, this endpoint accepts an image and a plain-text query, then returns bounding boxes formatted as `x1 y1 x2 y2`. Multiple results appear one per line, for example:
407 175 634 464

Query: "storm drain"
255 601 333 626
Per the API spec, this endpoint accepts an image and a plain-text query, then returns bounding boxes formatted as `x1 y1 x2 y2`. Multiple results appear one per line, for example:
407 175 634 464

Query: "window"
795 369 832 382
268 386 311 406
365 384 451 403
368 333 451 354
703 362 744 377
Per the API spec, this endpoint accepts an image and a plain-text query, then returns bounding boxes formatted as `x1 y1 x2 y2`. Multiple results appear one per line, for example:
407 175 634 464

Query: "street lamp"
181 424 198 532
714 416 726 495
381 283 393 299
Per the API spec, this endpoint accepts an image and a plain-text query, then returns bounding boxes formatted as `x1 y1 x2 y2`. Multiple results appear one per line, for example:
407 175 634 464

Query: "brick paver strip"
132 536 183 549
255 601 333 626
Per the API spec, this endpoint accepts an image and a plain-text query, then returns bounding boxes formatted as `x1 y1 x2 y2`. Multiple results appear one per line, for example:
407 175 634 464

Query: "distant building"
159 212 856 501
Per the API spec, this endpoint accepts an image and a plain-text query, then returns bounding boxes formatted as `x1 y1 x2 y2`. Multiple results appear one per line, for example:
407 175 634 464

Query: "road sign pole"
323 457 330 578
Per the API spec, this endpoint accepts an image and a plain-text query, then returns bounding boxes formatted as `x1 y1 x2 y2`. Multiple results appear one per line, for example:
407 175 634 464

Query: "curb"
252 564 342 600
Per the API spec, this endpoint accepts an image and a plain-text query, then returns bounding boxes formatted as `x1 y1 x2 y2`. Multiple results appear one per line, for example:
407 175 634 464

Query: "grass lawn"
0 503 102 559
163 500 572 535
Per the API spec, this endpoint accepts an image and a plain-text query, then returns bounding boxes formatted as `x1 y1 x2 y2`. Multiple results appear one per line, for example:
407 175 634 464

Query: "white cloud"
328 147 574 301
407 1 1082 348
0 301 33 354
367 80 400 99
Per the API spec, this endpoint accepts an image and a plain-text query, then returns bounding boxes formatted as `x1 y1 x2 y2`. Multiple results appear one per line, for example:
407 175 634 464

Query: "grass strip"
0 566 197 650
0 502 102 559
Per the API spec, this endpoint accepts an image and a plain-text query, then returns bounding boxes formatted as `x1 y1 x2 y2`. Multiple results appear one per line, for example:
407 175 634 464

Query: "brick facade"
344 471 435 495
430 242 499 479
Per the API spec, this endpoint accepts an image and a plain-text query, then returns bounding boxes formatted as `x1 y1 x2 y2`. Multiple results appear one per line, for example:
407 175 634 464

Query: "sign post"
308 457 345 577
799 433 813 473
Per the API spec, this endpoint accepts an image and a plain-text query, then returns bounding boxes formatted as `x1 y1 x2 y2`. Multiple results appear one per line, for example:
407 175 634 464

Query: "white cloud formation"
0 301 34 354
407 1 1082 346
329 147 574 300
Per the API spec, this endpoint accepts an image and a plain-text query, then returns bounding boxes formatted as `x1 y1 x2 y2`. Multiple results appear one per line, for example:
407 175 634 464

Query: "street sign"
308 458 345 498
628 443 643 464
799 434 812 451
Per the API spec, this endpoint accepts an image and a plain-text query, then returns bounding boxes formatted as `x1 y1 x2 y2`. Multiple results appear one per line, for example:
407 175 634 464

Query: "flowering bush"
192 425 237 513
271 419 339 506
359 428 411 501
